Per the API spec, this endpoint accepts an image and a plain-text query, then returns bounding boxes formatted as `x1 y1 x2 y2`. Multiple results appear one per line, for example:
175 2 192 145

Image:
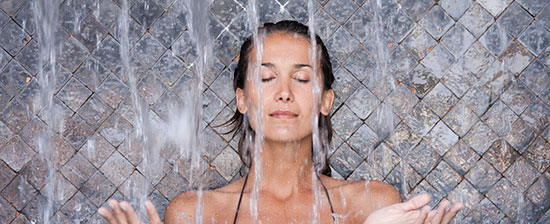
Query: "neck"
246 134 318 198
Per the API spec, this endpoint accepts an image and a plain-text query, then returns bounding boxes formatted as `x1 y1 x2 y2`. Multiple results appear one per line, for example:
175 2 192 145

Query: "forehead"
250 32 311 64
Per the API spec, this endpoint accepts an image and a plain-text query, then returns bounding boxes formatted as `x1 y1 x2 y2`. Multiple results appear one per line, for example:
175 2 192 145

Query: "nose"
275 81 293 103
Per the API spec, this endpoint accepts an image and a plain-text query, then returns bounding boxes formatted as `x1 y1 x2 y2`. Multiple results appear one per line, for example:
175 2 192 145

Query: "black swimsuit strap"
233 173 336 224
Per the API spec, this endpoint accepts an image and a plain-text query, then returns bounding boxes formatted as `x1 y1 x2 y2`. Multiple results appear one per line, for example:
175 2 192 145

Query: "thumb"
398 194 431 212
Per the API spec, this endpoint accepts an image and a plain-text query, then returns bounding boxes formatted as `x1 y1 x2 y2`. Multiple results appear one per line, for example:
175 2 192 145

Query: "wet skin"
99 32 464 224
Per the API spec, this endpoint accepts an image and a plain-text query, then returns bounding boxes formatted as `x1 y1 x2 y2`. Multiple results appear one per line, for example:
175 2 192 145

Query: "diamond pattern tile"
0 1 547 222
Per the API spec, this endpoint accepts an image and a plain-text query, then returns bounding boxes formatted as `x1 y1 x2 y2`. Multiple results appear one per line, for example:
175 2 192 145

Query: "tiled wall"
0 0 549 223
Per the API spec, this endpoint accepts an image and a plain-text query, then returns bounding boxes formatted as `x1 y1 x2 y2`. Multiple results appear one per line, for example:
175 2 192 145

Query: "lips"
269 110 298 119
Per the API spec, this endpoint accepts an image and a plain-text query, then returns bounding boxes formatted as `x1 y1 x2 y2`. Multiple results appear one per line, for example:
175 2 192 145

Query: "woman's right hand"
363 194 464 224
98 199 163 224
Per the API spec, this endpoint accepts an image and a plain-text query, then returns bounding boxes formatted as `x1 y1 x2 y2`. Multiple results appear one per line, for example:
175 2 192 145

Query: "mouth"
269 110 298 119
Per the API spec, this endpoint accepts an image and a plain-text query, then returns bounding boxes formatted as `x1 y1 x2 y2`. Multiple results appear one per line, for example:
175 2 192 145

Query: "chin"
264 128 311 143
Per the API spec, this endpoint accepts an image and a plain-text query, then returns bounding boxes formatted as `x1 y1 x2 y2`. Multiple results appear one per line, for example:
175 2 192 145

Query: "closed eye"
262 77 275 82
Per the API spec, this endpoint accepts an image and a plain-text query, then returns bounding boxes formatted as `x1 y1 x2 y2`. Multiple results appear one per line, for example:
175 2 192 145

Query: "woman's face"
236 32 334 143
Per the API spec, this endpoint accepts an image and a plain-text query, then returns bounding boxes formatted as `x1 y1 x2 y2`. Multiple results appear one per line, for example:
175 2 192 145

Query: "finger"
120 201 142 224
413 205 431 224
398 194 431 212
98 207 118 224
109 200 128 224
430 200 450 224
145 200 163 224
425 209 437 223
441 202 465 224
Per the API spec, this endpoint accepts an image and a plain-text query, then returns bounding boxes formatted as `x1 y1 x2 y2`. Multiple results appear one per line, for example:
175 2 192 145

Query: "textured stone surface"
0 1 549 223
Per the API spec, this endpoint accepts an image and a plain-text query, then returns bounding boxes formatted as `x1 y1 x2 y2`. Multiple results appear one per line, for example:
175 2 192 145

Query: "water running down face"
235 32 334 143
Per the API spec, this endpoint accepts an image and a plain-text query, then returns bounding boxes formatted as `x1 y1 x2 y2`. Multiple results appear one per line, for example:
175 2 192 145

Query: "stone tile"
81 171 116 207
133 34 166 67
538 3 550 30
440 0 473 20
462 85 494 117
424 121 458 155
331 68 361 111
130 0 163 28
258 1 291 24
328 143 363 179
152 50 186 86
383 10 415 43
463 121 498 154
0 136 34 172
524 136 550 173
202 89 225 124
50 171 78 208
466 158 501 194
0 195 16 223
57 77 93 112
519 21 550 56
1 174 36 210
526 174 550 213
0 160 15 191
403 102 439 137
151 9 185 48
324 0 356 23
60 152 96 188
426 161 461 195
213 30 240 66
386 123 421 157
100 151 133 187
211 106 235 142
137 154 172 187
344 6 373 43
80 134 115 169
20 192 56 224
348 124 380 157
10 213 29 223
74 14 108 52
156 170 188 200
211 146 241 182
482 100 518 136
403 26 437 61
441 22 480 58
487 177 529 221
99 113 132 148
440 65 476 98
385 85 418 119
137 72 167 106
0 0 25 15
344 49 375 82
484 139 520 174
366 142 399 178
447 180 483 213
521 99 550 132
0 21 30 56
505 118 536 154
544 126 550 143
365 102 400 140
348 161 383 181
62 114 94 149
459 3 494 38
410 179 443 208
419 5 454 40
15 38 39 76
465 198 505 223
516 0 549 15
19 156 50 190
498 2 533 39
522 60 550 99
148 189 170 219
209 0 244 26
209 70 235 105
0 60 31 98
388 45 418 83
400 0 433 22
92 35 121 71
423 83 458 118
480 23 514 57
96 74 129 109
326 27 360 64
478 0 512 17
75 58 111 95
501 80 536 115
96 0 120 29
406 140 440 177
152 90 184 122
385 161 423 196
402 64 438 98
193 168 228 190
423 45 457 79
504 156 540 191
443 139 480 176
499 40 534 75
80 95 113 129
61 191 97 223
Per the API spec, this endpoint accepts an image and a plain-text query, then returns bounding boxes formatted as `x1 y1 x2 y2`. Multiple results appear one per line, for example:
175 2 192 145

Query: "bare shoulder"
321 176 401 213
164 178 246 224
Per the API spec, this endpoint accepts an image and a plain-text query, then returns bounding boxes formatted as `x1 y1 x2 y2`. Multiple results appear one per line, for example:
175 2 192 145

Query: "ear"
320 89 334 116
236 88 248 114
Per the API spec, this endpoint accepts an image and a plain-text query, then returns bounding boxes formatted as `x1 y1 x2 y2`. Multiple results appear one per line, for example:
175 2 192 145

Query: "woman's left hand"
363 194 464 224
98 199 162 224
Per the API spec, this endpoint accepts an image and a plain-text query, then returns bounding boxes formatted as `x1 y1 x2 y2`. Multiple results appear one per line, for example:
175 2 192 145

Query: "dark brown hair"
225 20 335 175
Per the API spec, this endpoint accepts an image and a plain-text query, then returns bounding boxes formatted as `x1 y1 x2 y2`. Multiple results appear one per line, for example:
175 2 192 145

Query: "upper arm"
164 192 196 224
368 180 402 209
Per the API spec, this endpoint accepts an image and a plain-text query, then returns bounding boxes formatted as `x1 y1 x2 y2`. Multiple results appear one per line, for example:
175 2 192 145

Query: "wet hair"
224 20 335 176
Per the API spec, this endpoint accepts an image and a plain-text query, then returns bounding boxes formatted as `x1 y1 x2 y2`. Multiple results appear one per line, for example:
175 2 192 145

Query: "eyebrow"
261 63 312 69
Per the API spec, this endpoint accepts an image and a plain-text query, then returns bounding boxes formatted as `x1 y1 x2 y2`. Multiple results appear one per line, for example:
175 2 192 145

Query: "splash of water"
33 0 61 222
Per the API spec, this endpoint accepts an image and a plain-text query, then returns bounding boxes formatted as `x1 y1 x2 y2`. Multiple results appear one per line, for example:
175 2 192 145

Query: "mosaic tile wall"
0 0 549 223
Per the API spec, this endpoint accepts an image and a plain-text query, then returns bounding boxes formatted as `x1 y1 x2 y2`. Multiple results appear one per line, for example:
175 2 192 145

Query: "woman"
99 21 464 224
